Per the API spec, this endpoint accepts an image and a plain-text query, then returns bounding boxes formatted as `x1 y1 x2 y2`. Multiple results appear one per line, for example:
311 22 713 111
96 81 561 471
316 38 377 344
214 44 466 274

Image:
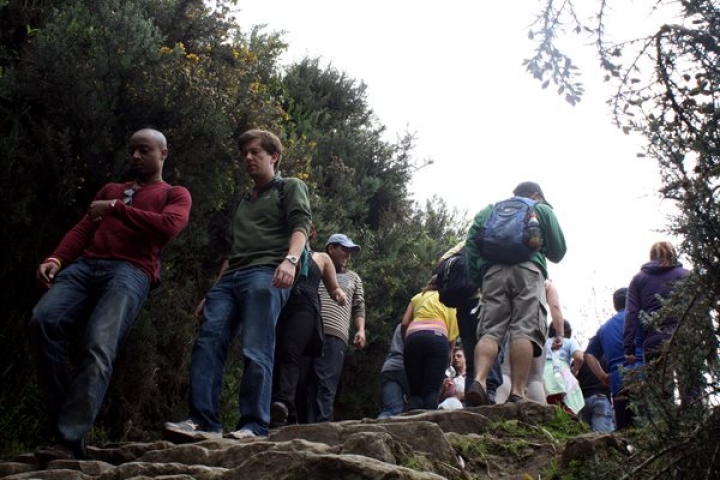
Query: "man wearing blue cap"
305 233 366 422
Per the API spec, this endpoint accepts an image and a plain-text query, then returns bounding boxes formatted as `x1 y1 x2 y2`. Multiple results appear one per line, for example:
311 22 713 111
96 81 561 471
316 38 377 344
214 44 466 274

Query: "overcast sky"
237 1 681 343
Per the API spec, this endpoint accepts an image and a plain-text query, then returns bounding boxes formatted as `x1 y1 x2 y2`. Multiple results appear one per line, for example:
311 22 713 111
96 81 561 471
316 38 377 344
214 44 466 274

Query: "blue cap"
325 233 361 252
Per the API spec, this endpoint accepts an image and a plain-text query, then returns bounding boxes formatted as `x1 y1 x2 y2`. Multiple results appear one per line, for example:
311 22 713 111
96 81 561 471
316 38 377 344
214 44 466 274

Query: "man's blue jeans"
29 258 150 452
378 369 409 418
581 394 615 433
188 266 289 436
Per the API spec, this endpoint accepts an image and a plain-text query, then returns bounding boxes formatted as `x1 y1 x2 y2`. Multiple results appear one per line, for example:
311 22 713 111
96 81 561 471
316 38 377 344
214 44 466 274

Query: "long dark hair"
548 319 572 338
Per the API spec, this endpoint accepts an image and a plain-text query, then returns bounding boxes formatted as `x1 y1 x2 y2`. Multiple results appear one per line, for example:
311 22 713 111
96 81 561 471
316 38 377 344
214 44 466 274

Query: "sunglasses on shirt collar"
124 187 135 205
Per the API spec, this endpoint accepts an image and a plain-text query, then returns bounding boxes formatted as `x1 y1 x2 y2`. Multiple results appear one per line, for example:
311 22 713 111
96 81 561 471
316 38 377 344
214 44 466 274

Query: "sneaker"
229 429 258 440
270 401 289 428
163 419 222 442
465 382 490 407
35 443 75 463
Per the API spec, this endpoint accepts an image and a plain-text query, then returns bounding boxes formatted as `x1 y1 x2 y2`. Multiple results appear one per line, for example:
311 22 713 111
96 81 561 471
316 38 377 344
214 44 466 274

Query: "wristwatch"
284 255 299 265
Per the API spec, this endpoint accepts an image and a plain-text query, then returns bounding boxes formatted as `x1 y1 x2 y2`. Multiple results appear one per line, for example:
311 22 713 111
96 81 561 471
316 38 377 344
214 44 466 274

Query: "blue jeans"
29 258 150 453
188 267 289 436
581 394 615 432
378 369 409 418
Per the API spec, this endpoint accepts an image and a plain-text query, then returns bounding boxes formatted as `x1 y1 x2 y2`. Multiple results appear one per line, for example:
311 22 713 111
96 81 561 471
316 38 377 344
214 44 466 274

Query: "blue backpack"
474 197 543 264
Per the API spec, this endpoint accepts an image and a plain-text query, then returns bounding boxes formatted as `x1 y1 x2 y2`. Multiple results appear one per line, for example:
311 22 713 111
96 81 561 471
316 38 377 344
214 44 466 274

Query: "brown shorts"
476 262 547 357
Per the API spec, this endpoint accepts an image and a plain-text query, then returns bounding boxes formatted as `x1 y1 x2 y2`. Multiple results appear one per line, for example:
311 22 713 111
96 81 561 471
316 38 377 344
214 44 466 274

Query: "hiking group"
28 127 693 460
380 184 695 434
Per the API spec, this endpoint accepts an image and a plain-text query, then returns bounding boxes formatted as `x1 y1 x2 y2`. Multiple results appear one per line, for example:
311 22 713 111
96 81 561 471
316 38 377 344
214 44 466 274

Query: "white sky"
236 1 681 344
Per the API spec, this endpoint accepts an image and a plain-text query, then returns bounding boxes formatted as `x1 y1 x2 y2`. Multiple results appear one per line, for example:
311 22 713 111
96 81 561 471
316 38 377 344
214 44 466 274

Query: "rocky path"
0 403 628 479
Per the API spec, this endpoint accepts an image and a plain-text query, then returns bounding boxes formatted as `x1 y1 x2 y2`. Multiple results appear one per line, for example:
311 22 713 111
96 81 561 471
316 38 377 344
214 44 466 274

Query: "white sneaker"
163 419 222 442
229 429 258 439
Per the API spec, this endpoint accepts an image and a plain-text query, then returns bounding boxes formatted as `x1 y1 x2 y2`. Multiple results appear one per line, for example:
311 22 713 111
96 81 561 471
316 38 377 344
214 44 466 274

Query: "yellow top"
405 290 459 342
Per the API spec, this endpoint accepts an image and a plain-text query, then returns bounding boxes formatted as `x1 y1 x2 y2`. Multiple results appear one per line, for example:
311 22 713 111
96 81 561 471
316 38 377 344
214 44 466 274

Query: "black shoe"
35 443 76 464
506 394 526 404
270 401 289 428
465 382 490 407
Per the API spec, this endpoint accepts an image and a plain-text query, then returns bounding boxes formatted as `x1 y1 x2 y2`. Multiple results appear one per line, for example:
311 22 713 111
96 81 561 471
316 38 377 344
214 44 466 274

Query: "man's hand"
441 378 456 399
331 287 347 306
37 261 60 288
273 261 296 289
194 298 205 322
353 330 366 349
600 372 611 387
88 200 114 222
624 354 636 365
551 336 564 350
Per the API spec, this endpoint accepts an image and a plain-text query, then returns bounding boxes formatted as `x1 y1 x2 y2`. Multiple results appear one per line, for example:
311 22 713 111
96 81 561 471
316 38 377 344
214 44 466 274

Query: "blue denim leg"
378 370 408 418
584 394 615 432
188 267 288 435
188 274 239 431
312 335 347 422
486 346 505 402
29 259 150 448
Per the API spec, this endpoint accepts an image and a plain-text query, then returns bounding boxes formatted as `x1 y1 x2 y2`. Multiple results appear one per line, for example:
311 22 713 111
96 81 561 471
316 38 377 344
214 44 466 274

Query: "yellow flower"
159 46 173 55
186 53 200 63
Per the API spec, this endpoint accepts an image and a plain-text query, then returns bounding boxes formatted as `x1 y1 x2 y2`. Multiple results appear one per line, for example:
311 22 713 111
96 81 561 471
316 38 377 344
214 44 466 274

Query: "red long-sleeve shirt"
49 181 192 286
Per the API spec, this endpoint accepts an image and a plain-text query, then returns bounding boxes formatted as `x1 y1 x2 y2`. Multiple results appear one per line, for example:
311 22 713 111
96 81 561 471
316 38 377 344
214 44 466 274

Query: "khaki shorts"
475 262 547 357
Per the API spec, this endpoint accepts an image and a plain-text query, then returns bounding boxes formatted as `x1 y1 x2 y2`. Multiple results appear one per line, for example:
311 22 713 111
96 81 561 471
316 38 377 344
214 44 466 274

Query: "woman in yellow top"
401 275 459 410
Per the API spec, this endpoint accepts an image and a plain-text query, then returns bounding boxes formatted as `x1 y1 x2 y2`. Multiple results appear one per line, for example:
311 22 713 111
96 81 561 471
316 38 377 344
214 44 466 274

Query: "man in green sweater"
165 129 311 440
464 181 566 406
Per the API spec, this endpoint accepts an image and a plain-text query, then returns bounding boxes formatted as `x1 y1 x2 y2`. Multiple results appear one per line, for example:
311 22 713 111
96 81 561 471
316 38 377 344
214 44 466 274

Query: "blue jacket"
586 310 642 396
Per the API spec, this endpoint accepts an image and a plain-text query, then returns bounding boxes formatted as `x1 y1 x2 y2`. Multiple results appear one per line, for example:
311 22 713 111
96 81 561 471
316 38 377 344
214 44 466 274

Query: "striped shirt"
318 270 365 344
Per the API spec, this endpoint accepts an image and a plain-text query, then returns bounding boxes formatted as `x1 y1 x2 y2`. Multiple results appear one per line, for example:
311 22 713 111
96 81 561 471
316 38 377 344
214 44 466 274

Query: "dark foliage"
0 0 464 454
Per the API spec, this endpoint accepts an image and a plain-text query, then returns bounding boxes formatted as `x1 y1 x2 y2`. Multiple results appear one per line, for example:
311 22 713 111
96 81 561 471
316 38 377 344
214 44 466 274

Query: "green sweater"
226 176 312 274
465 200 566 287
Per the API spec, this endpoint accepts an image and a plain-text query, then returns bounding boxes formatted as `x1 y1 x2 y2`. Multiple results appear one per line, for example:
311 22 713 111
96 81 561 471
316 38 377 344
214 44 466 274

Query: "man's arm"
536 204 567 264
546 280 565 350
195 258 230 320
273 230 306 289
351 274 366 348
317 252 346 305
92 186 192 243
585 352 610 386
47 185 113 266
353 315 366 348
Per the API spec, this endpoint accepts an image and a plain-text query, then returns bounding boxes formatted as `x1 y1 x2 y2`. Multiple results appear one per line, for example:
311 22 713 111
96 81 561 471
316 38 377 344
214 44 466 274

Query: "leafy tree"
0 0 465 454
528 1 720 478
278 57 464 419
